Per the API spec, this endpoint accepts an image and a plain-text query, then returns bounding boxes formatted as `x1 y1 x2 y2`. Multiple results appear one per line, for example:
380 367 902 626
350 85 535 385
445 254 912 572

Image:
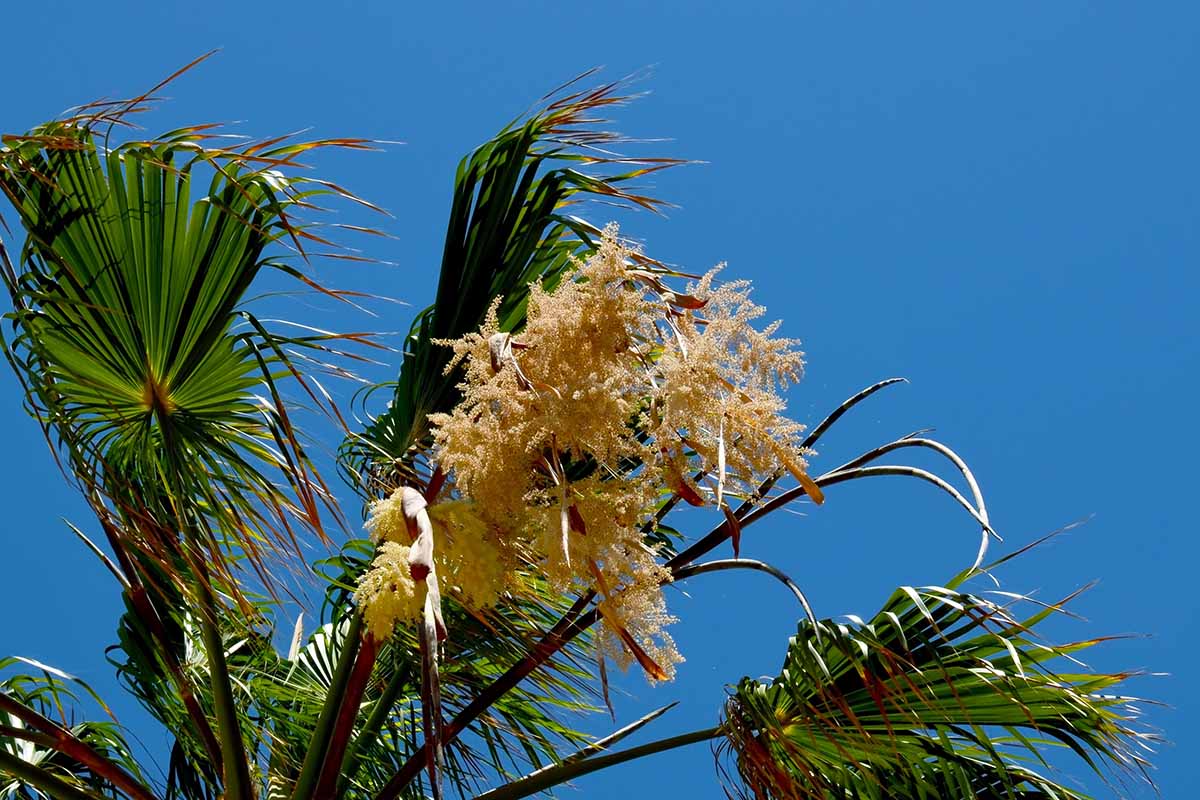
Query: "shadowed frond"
0 656 151 800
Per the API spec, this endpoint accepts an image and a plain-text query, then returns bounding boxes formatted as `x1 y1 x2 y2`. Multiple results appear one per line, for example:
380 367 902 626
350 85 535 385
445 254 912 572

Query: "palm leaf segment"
341 75 684 497
0 100 376 602
722 570 1154 799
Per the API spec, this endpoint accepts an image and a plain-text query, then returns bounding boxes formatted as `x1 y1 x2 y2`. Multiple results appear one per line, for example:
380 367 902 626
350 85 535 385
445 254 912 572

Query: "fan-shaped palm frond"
0 62 382 800
0 94 378 606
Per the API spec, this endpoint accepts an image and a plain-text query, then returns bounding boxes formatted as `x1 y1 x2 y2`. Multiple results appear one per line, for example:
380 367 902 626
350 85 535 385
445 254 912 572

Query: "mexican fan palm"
0 62 1155 800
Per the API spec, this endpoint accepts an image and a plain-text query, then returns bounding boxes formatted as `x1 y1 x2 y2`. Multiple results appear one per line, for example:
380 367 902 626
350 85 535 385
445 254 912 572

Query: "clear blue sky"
2 2 1195 797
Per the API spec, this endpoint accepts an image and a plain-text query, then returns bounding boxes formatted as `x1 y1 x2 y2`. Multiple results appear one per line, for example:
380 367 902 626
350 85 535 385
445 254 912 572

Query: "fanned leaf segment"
721 573 1155 799
340 73 685 498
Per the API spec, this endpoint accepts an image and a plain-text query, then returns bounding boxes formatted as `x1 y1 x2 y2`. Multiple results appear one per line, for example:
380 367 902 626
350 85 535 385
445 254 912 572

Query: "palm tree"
0 60 1155 800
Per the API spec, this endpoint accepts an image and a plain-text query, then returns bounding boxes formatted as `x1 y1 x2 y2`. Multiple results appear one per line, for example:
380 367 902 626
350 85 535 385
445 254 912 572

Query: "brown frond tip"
521 69 691 170
48 50 221 134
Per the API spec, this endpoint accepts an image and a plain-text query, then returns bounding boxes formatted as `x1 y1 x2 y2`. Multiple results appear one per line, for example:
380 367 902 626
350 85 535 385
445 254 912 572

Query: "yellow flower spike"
354 542 425 640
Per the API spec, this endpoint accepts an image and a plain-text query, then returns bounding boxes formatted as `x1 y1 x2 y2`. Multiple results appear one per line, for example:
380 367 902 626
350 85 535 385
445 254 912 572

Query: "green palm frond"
340 72 685 498
0 68 1160 800
0 98 380 604
721 572 1155 800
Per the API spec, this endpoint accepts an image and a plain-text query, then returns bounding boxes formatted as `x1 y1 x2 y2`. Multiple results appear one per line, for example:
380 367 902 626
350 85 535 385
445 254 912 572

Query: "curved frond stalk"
744 464 997 570
720 583 1155 800
667 378 909 570
822 435 993 570
474 725 723 800
673 559 819 633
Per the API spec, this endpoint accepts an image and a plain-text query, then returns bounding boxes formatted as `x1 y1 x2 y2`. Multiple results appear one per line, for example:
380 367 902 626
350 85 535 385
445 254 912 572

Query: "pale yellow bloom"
355 541 424 639
428 500 516 610
355 486 523 637
363 487 409 544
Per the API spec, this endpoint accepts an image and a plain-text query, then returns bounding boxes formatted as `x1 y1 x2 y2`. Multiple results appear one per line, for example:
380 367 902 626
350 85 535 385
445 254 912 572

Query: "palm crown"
0 62 1155 800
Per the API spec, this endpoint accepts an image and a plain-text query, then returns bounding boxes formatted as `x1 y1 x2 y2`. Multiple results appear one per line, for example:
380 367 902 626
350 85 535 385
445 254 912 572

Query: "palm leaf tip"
720 581 1157 800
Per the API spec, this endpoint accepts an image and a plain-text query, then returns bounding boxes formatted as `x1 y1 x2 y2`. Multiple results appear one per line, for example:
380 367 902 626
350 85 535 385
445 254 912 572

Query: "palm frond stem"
195 572 252 800
472 725 723 800
290 612 364 800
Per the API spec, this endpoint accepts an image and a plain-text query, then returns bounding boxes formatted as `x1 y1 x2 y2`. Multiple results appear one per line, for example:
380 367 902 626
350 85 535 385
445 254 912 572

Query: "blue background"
2 3 1194 797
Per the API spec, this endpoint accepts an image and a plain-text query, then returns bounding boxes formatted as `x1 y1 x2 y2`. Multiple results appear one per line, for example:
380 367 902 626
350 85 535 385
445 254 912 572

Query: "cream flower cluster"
359 227 810 679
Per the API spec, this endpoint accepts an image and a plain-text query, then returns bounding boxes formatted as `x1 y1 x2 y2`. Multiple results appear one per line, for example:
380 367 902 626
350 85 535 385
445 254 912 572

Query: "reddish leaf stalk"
374 593 596 800
377 470 829 799
98 505 224 773
312 632 379 800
